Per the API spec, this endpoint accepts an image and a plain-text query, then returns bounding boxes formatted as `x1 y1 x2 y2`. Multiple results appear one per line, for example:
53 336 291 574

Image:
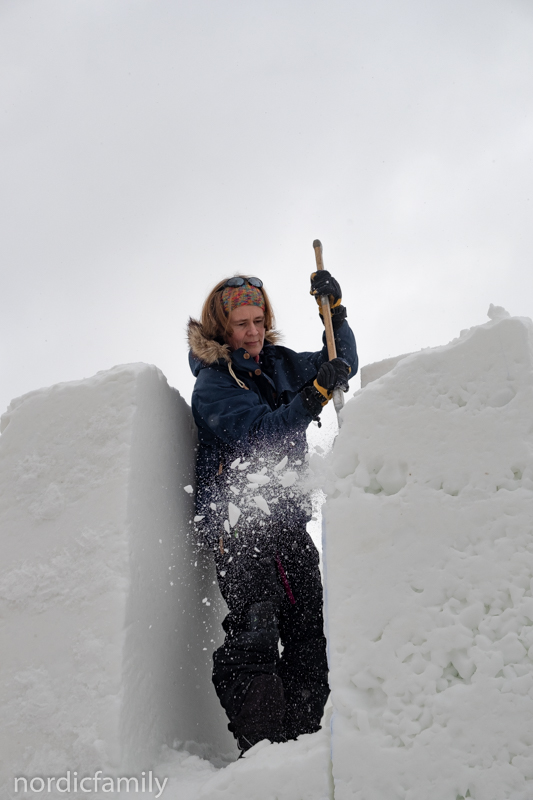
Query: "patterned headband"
221 284 265 313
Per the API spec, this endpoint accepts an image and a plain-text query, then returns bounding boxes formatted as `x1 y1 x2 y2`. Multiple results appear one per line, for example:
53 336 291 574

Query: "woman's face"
226 305 265 357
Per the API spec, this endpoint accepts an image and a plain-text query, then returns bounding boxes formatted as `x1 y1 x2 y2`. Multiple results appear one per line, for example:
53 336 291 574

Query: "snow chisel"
313 239 344 422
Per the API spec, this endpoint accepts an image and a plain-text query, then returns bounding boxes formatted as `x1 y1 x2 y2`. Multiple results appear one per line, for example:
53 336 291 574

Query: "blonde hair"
199 275 277 342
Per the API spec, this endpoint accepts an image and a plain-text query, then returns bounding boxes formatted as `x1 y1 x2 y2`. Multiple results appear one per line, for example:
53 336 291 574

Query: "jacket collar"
187 317 281 375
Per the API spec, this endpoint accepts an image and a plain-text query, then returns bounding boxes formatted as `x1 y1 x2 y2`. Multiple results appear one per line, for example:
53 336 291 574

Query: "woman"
187 271 357 753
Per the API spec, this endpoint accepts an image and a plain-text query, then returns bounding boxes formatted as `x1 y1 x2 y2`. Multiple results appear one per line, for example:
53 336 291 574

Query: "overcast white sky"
2 0 533 417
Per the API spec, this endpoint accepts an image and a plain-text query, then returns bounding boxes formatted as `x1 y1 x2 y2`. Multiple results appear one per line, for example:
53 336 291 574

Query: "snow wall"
360 353 412 388
0 364 236 791
320 308 533 800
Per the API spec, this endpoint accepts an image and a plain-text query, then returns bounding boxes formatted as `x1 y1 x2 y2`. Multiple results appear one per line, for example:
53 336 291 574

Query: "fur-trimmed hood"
187 318 232 367
187 317 281 368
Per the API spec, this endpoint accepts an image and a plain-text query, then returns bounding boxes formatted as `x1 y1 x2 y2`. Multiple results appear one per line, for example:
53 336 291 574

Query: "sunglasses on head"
221 277 263 290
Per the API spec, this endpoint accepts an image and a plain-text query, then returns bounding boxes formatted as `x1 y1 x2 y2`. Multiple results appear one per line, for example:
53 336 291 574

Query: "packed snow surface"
318 307 533 800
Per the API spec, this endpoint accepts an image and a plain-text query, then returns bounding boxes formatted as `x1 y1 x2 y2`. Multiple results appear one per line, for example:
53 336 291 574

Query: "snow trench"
2 307 533 800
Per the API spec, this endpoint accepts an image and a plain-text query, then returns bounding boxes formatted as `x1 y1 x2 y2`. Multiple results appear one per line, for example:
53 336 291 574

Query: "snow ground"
1 306 533 800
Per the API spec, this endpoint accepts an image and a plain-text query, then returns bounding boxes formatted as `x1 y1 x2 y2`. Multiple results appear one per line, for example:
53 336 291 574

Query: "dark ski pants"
210 523 330 739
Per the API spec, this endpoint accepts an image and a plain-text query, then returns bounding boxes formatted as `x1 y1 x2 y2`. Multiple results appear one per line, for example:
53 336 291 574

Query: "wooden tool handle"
313 240 337 360
313 239 344 417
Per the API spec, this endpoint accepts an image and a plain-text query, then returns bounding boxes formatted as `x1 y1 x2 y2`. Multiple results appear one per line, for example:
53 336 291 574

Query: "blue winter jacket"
187 316 358 529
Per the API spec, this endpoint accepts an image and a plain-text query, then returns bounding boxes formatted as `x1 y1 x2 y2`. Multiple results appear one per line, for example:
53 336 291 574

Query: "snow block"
0 364 234 789
360 352 412 388
322 310 533 800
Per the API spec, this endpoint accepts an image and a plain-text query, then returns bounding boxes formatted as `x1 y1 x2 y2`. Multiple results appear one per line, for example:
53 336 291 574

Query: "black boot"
230 673 286 753
283 683 326 740
279 637 330 741
226 600 285 753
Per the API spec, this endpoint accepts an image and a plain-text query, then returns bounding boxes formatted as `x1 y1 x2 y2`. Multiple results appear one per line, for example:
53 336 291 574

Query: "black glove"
310 270 342 307
300 358 351 421
314 358 351 399
311 270 347 329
